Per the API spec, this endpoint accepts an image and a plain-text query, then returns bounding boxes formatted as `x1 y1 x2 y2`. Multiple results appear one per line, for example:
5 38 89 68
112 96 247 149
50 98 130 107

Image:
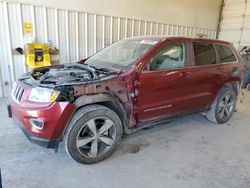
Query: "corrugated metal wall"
219 0 250 50
0 1 217 98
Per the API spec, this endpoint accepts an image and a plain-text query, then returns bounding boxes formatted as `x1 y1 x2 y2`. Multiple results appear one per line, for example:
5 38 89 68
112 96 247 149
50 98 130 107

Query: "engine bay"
32 66 93 85
18 63 117 87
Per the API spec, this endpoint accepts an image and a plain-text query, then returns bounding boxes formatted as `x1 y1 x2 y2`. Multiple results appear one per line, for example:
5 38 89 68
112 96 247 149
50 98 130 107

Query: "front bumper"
14 116 60 148
9 96 76 149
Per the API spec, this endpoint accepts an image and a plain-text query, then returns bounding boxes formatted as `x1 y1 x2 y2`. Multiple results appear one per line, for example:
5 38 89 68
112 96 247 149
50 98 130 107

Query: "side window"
150 43 186 71
215 45 237 63
193 42 216 66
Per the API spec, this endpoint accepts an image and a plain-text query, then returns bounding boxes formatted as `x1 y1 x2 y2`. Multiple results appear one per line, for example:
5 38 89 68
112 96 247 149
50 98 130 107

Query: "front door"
137 42 193 122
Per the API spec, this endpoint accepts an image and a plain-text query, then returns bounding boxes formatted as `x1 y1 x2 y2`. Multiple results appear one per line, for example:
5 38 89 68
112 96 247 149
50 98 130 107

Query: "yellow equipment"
26 43 51 69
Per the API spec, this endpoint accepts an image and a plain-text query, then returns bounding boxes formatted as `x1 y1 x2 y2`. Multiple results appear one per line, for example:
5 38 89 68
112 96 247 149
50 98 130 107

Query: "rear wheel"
65 104 122 164
206 87 236 124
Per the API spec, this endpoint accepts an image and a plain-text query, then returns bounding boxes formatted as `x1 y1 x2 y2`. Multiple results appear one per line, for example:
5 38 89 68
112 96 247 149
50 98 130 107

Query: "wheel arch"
221 81 240 96
210 81 239 109
62 93 129 136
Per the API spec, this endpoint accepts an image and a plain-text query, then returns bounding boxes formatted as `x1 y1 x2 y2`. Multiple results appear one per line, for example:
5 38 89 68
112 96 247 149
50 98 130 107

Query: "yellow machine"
26 43 51 69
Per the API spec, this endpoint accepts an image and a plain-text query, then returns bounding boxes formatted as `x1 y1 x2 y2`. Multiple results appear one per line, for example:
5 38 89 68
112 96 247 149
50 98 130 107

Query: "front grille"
12 83 24 103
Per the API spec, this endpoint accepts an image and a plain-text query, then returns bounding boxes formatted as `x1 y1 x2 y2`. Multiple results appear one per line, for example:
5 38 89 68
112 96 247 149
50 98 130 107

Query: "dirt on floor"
0 91 250 188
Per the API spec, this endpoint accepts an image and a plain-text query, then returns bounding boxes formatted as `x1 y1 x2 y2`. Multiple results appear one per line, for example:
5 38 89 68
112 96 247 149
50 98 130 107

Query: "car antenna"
197 33 208 38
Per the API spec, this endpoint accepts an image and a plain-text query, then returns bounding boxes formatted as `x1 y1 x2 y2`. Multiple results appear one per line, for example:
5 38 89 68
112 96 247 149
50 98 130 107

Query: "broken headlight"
29 87 60 102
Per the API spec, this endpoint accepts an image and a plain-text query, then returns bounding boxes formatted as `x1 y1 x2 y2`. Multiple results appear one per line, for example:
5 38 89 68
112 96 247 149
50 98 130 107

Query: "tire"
206 87 236 124
64 104 123 164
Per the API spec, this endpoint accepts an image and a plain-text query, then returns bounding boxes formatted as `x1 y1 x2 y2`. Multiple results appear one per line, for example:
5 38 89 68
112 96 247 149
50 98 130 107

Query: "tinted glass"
193 42 216 66
215 45 237 63
150 43 186 71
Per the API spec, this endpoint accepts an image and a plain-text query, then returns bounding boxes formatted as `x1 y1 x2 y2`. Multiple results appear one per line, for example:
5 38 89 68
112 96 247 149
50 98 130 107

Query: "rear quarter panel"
211 43 245 104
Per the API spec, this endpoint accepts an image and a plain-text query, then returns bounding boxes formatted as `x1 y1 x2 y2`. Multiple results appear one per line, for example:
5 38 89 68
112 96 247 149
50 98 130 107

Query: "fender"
74 93 115 107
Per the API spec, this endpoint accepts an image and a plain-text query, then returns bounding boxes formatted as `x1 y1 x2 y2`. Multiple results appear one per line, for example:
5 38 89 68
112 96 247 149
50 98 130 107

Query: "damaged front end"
15 62 137 132
18 63 119 102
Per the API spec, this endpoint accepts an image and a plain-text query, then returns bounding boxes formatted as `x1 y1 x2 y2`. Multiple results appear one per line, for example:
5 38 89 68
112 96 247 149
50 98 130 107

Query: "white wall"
219 0 250 50
11 0 222 30
0 0 221 98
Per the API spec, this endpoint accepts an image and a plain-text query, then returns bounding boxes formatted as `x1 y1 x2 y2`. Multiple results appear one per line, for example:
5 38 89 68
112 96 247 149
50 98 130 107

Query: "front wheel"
64 105 122 164
206 87 236 124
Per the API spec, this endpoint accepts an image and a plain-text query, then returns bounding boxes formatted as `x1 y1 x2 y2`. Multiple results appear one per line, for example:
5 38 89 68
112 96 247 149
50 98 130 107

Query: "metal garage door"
0 1 217 98
219 0 250 50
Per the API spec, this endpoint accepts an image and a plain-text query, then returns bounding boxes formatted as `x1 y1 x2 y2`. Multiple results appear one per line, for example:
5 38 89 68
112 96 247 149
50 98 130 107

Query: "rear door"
188 42 221 111
137 41 194 122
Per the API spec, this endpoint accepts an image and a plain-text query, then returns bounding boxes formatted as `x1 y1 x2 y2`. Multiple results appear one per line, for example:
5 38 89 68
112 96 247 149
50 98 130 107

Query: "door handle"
180 71 191 77
232 67 240 76
217 66 223 70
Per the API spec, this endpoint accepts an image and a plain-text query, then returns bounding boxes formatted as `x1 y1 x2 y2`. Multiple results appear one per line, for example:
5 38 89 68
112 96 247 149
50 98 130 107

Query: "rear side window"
215 45 237 63
193 42 216 66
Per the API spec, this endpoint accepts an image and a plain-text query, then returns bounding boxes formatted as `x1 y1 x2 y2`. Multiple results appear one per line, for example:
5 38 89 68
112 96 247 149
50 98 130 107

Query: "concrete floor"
1 92 250 188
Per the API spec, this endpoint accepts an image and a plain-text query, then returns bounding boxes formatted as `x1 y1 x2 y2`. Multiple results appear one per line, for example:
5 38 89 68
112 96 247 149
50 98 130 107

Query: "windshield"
85 39 158 70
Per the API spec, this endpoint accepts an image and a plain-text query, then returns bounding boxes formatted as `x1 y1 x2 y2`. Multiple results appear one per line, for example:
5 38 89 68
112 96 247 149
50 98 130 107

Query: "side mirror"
140 60 151 73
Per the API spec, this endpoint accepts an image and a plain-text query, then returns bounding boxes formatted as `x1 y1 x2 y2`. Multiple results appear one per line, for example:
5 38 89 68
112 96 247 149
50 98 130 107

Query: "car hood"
18 63 118 88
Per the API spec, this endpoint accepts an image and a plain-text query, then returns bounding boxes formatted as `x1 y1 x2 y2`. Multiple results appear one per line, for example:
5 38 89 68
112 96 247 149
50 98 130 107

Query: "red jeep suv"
8 36 245 164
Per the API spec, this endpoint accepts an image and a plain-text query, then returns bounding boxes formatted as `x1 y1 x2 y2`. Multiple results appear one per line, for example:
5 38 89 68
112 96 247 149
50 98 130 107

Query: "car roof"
125 36 231 45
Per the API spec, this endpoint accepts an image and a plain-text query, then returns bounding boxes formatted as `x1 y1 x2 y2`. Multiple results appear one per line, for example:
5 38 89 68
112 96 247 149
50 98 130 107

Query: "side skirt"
124 109 206 134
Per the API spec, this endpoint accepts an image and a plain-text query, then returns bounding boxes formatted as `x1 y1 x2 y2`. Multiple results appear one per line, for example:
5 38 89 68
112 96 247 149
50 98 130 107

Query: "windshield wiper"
90 66 109 72
88 65 119 75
